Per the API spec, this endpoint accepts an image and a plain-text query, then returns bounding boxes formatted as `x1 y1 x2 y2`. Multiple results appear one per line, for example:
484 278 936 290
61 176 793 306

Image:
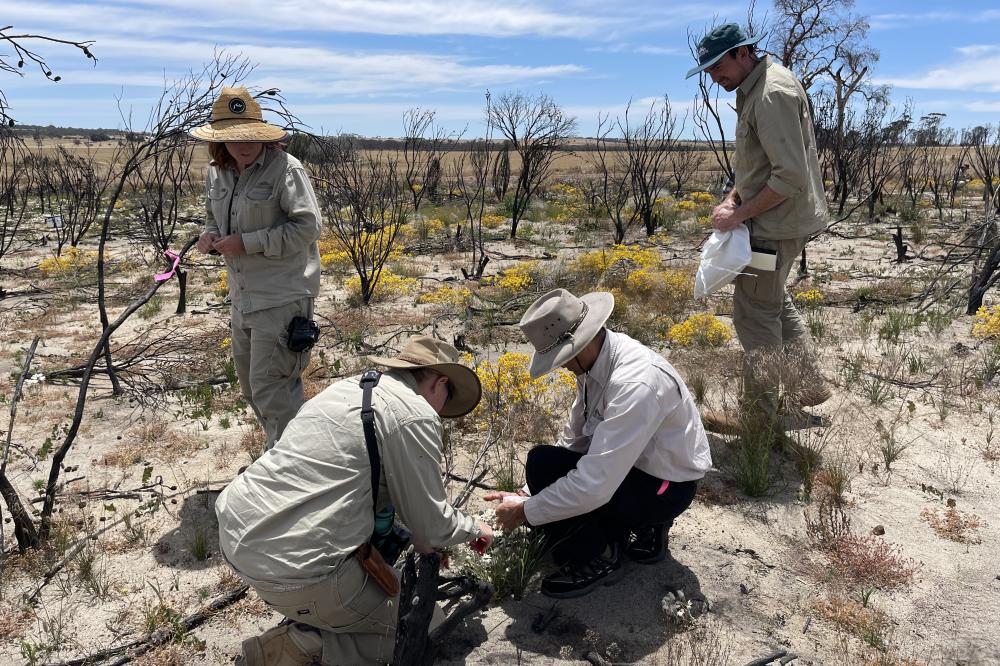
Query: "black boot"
540 543 623 599
626 524 667 564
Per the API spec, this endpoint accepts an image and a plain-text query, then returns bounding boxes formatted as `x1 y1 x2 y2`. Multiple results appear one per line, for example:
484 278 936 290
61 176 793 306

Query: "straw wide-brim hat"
685 23 766 79
367 335 482 418
519 289 614 378
189 86 289 143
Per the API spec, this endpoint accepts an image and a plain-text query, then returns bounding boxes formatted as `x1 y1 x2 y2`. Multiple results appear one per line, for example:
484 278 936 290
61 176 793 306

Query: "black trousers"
525 445 698 566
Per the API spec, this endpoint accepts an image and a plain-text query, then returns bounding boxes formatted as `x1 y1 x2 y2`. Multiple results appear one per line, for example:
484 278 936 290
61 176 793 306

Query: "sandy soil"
0 204 998 666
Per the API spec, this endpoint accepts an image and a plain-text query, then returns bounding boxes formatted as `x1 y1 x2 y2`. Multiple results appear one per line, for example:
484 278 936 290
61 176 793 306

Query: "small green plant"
219 416 231 429
925 307 952 338
460 527 548 600
878 309 917 344
838 353 865 389
74 543 112 600
875 419 912 476
137 294 163 320
860 374 894 406
187 525 211 561
731 423 774 497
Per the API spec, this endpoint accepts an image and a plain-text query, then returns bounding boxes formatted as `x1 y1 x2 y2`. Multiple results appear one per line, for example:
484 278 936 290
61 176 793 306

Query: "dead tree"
0 337 41 552
623 97 678 237
590 112 639 243
0 26 96 126
453 138 493 279
488 92 576 238
0 129 31 297
402 109 450 213
963 125 1000 214
492 142 511 204
690 74 733 184
37 237 198 539
312 136 410 305
128 135 197 313
43 145 115 254
393 552 493 666
667 141 702 196
771 0 872 95
90 53 262 396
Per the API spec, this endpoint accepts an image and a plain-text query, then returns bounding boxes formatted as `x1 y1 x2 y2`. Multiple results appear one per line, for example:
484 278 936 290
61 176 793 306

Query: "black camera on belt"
286 316 320 353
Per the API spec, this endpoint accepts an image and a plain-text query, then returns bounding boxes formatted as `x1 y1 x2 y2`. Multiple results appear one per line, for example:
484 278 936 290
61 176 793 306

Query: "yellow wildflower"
666 313 733 348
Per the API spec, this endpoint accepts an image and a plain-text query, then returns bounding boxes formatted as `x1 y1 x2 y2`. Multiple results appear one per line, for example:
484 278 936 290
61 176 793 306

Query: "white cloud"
45 37 585 96
870 10 1000 30
954 45 1000 57
874 54 1000 92
965 100 1000 113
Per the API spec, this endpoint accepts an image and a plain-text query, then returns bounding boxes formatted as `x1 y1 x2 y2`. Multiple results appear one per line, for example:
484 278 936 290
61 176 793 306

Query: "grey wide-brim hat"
519 289 615 378
367 334 482 418
686 23 766 79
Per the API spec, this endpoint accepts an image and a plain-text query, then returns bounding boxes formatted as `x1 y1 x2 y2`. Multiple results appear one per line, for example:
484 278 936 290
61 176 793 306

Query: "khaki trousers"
250 557 398 666
230 297 312 449
732 235 811 416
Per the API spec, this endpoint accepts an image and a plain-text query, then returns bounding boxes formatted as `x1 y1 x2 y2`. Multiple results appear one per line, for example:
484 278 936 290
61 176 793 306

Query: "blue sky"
2 0 1000 138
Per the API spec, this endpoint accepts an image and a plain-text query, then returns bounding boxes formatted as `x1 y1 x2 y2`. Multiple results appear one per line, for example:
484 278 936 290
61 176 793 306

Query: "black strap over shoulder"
359 369 382 503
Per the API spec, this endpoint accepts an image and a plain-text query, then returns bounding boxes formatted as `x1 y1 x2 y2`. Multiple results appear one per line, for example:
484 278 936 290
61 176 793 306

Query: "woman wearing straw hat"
191 86 322 450
487 289 712 599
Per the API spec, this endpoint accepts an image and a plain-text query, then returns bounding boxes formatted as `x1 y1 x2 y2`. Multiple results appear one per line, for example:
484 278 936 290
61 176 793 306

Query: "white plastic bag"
694 225 752 299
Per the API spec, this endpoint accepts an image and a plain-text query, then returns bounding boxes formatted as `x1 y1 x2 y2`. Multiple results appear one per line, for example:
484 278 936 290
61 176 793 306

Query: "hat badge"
229 98 247 114
697 46 708 58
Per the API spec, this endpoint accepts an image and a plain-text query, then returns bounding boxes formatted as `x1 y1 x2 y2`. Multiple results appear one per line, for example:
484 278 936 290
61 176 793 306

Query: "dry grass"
0 603 33 642
815 595 891 650
100 419 206 467
921 507 982 544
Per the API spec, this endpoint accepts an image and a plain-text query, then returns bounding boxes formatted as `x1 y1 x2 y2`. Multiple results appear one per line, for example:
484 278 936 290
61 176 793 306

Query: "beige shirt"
216 370 479 584
522 331 713 527
204 147 322 314
734 57 828 240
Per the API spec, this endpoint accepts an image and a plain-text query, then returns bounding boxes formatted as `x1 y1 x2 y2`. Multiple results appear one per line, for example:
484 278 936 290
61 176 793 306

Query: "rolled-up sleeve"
524 380 668 526
383 415 478 547
756 91 809 199
242 165 322 257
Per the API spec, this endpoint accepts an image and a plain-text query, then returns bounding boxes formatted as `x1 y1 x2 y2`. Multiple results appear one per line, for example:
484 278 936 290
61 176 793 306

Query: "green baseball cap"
685 23 765 79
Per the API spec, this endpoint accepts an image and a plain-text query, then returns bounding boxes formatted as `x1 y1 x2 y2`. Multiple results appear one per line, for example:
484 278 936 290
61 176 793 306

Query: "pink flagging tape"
657 480 670 495
154 250 180 282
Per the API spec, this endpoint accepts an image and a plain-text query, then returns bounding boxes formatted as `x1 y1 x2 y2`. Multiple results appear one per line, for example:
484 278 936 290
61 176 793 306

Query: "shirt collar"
738 55 769 98
583 329 615 388
250 146 270 169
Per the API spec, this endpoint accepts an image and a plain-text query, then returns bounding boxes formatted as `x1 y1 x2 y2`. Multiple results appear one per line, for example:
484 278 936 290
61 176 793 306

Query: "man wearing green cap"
687 23 830 433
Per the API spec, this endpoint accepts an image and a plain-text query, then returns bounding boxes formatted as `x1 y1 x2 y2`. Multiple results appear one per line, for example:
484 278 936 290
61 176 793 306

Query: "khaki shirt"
523 331 712 526
204 148 322 314
215 370 479 584
734 57 828 240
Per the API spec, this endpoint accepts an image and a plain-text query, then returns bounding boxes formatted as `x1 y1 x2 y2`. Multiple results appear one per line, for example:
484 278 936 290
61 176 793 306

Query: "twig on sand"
743 649 789 666
42 584 250 665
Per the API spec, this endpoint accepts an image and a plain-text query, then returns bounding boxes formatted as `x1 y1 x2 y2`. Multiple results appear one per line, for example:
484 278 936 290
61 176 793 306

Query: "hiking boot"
797 384 832 407
626 525 668 565
541 544 623 599
701 410 742 435
238 623 322 666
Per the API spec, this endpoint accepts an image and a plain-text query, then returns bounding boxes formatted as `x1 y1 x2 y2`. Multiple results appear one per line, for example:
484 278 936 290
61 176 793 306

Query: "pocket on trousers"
267 333 308 379
265 598 322 624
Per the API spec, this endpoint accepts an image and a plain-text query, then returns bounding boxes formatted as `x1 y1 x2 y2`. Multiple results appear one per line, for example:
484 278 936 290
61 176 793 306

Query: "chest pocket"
240 181 282 233
207 185 231 233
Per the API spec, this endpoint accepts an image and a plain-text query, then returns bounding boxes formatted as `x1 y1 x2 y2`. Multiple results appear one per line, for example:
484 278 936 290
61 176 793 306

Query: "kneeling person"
488 289 712 599
216 335 493 665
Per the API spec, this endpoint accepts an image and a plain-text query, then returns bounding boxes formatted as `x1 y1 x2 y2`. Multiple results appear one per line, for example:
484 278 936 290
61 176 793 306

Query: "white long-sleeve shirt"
522 331 712 526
